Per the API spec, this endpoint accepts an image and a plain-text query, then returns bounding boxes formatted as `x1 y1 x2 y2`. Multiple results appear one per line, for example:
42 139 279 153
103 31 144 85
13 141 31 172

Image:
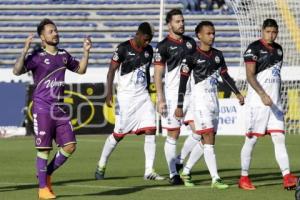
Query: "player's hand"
157 100 167 117
24 33 34 53
105 92 113 107
174 108 184 120
83 36 92 51
236 93 245 105
260 93 273 106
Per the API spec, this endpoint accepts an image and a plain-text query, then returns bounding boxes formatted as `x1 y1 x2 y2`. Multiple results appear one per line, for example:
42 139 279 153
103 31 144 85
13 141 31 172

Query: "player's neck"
199 43 211 52
43 45 58 55
168 32 183 41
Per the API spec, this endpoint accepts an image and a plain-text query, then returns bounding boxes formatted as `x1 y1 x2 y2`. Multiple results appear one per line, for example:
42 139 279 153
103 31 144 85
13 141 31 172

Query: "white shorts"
113 92 156 137
161 92 193 130
193 105 219 135
245 105 285 137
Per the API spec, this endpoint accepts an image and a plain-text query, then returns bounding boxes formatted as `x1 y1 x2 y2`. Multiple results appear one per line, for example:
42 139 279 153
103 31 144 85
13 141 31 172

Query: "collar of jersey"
259 39 274 51
167 35 183 44
129 39 143 53
197 47 213 57
42 47 58 56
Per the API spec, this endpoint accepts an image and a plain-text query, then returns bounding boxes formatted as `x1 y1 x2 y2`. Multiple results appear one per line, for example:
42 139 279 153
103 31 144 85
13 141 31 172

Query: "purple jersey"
25 48 79 113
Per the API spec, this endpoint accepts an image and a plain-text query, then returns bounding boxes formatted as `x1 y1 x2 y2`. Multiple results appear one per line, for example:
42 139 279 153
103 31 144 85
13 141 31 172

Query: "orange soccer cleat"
283 173 297 190
238 176 256 190
38 187 56 199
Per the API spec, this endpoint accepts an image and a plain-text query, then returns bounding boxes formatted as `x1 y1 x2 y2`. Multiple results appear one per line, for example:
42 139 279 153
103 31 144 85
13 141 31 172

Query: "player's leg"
95 133 123 180
268 111 297 189
34 112 56 199
161 96 183 184
239 106 268 190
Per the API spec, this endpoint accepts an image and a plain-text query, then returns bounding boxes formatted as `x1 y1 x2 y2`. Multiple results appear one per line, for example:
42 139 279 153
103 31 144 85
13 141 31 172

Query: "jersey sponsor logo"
128 52 135 56
144 51 149 58
186 42 192 49
44 58 50 65
272 66 280 77
215 56 220 64
136 68 146 85
196 59 206 64
44 78 64 88
259 50 268 54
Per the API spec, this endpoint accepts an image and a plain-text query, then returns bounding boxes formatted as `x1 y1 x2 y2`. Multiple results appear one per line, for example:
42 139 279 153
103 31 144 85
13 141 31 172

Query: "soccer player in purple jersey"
13 18 91 199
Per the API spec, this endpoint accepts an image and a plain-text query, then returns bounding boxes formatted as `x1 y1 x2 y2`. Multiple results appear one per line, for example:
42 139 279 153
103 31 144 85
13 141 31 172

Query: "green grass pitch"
0 134 299 200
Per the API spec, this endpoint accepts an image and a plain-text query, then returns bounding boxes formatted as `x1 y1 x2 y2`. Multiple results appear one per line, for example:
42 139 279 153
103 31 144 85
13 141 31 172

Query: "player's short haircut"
195 21 214 35
262 18 278 29
166 8 183 24
138 22 154 36
37 18 56 36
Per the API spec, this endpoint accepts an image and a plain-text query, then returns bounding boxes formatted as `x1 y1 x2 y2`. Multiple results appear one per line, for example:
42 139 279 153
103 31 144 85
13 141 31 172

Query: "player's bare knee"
63 143 76 154
168 130 180 140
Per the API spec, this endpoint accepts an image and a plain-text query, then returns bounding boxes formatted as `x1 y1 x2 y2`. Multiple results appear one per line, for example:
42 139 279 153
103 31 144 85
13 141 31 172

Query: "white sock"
144 135 156 175
240 136 257 176
183 142 204 175
98 134 118 167
271 133 290 176
178 133 201 164
203 144 220 181
164 136 177 178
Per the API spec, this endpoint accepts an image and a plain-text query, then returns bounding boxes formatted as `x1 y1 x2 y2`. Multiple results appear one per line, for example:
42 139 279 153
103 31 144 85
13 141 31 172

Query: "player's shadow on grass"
191 168 300 186
0 178 96 193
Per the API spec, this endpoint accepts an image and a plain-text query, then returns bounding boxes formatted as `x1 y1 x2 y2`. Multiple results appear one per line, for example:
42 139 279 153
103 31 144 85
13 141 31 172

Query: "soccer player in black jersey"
95 22 164 181
238 19 297 190
174 21 244 188
154 8 200 184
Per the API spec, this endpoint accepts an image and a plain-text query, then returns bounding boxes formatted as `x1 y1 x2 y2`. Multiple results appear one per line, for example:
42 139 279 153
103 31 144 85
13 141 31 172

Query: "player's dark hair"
166 8 183 24
195 21 214 35
138 22 154 36
262 18 278 29
37 18 56 36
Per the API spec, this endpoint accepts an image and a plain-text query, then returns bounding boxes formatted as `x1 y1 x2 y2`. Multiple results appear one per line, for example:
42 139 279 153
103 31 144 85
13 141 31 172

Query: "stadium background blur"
0 1 299 200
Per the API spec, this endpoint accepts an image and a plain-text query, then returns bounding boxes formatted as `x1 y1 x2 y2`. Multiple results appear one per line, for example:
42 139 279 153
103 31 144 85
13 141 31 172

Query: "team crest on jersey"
182 64 190 73
155 52 162 62
186 42 192 49
215 56 220 64
63 57 67 64
277 49 283 56
112 52 119 61
252 55 258 61
144 51 149 58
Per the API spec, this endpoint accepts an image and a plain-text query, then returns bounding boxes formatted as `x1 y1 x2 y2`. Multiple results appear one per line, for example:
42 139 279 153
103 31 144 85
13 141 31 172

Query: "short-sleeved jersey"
154 35 196 92
24 48 79 113
243 39 283 107
112 39 153 96
181 47 228 108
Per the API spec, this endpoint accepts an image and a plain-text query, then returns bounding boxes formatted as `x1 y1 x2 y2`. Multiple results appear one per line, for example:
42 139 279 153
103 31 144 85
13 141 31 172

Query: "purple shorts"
33 111 76 149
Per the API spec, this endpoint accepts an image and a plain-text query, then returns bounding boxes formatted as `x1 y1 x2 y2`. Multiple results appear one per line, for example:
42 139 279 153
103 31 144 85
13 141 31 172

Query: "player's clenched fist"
24 33 34 53
174 108 183 120
83 37 92 51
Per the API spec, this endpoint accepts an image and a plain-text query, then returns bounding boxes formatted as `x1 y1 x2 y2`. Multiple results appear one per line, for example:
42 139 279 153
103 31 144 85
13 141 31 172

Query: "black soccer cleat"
169 175 184 185
175 163 183 173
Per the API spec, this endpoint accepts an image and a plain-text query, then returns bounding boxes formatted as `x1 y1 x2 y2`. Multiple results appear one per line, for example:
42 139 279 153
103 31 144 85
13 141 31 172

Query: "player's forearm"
106 68 116 96
154 67 165 102
247 74 266 96
177 75 188 108
13 50 27 76
77 51 89 74
221 72 240 95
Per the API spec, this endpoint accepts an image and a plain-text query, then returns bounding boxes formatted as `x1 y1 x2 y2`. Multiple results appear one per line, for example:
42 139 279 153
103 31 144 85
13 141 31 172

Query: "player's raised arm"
246 62 272 106
76 36 92 74
13 33 34 76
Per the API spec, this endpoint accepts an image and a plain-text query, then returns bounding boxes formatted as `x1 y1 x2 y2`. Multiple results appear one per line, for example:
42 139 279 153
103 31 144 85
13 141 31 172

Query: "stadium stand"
0 0 240 69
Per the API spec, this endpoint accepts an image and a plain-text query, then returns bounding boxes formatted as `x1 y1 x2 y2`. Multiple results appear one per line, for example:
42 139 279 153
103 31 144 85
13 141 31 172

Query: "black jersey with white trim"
243 39 283 107
112 39 153 95
154 35 196 92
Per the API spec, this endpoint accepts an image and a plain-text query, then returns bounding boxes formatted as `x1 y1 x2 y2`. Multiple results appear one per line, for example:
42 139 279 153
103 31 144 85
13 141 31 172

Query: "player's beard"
173 27 184 37
45 37 59 46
